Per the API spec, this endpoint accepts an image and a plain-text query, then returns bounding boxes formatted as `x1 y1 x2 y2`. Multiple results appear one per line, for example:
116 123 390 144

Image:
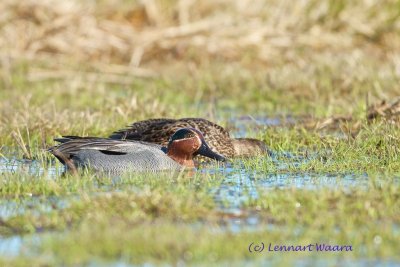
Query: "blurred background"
1 0 400 145
1 1 400 266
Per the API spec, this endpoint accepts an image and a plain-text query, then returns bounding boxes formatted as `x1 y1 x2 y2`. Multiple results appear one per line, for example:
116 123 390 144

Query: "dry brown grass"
1 0 400 69
1 0 400 149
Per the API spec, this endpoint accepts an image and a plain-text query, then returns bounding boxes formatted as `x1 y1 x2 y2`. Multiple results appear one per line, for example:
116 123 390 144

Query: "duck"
109 118 268 158
49 128 226 174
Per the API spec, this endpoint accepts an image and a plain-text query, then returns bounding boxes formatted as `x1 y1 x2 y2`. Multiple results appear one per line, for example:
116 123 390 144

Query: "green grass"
1 0 400 266
0 173 398 266
1 99 400 265
1 53 400 150
1 94 400 266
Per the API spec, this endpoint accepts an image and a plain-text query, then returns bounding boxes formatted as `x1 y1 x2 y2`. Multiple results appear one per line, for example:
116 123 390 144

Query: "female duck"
110 118 268 158
49 128 225 173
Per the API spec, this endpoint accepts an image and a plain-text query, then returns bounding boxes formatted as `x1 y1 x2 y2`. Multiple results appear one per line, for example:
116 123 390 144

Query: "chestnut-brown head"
166 128 226 166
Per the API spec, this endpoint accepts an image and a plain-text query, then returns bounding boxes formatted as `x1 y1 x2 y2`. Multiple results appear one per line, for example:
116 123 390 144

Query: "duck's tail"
231 138 270 157
48 137 80 175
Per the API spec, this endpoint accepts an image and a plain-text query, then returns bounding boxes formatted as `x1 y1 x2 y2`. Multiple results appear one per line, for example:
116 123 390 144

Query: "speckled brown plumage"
110 118 268 158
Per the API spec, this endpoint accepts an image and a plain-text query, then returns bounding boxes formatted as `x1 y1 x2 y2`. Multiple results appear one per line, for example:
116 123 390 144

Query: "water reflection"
0 150 374 216
0 197 69 220
0 233 43 257
0 158 63 177
0 143 395 261
210 166 369 213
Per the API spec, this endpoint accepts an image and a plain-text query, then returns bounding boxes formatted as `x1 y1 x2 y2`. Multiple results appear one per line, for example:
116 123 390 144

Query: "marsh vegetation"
1 0 400 266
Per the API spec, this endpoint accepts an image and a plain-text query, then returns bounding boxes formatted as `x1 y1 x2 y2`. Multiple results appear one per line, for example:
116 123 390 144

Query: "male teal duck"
109 118 268 158
49 128 226 174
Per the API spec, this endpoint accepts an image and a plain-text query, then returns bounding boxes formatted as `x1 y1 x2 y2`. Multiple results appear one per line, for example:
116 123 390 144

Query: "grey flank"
52 138 183 173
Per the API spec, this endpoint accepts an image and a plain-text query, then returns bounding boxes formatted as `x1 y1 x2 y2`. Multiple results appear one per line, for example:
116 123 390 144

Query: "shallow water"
0 235 41 258
0 150 374 230
0 157 63 177
0 152 370 209
1 234 399 267
0 119 397 264
0 150 373 218
0 196 69 220
228 115 297 138
212 167 369 213
0 236 25 257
